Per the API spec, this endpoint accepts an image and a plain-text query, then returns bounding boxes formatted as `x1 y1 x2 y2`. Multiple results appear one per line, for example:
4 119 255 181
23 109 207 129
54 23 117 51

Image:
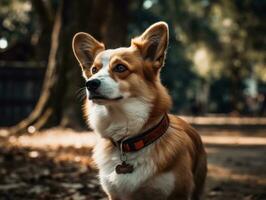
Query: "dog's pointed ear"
72 32 105 69
132 22 169 68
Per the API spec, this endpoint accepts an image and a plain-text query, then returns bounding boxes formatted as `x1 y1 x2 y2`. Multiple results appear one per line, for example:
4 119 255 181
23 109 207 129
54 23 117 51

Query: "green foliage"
1 0 266 114
129 0 266 114
0 0 33 43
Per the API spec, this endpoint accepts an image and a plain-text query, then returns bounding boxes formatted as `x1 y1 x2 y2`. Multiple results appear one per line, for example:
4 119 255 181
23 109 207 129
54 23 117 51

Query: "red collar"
112 114 170 153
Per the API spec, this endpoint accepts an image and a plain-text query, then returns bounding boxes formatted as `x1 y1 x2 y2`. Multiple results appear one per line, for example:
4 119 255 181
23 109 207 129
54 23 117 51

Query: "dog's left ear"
132 22 169 69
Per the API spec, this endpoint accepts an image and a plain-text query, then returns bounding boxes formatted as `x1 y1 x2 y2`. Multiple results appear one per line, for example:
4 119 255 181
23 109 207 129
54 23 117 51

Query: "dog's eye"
113 64 128 73
91 66 98 74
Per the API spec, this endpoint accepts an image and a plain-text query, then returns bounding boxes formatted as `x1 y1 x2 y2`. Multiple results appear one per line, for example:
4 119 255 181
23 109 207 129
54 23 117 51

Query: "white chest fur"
93 139 175 198
88 97 152 140
88 98 175 197
94 144 156 195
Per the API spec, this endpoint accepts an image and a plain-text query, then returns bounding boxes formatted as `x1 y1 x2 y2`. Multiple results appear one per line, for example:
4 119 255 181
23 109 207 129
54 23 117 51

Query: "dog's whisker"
75 87 86 95
75 87 87 102
77 95 86 102
76 90 85 98
77 93 87 102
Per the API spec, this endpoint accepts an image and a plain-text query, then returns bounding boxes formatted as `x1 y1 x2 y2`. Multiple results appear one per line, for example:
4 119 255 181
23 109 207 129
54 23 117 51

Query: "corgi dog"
72 22 207 200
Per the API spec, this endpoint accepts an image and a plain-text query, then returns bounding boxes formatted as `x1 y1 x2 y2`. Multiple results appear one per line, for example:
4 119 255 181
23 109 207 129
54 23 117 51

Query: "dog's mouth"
89 93 123 101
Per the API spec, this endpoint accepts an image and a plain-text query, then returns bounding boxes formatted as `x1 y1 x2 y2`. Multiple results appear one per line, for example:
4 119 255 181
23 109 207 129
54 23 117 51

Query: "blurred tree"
0 0 54 62
11 0 129 134
2 0 266 132
31 0 54 61
0 0 33 60
130 0 266 114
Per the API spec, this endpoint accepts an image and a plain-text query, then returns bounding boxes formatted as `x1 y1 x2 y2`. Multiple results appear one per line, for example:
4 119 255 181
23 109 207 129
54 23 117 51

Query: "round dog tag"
115 161 134 174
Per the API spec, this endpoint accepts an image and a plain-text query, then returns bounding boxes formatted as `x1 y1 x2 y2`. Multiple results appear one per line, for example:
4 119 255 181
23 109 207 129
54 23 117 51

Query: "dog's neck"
88 84 172 142
89 101 166 144
88 97 160 141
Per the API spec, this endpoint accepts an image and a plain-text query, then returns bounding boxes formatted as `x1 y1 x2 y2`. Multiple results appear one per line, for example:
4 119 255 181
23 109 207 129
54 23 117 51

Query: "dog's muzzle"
86 79 123 101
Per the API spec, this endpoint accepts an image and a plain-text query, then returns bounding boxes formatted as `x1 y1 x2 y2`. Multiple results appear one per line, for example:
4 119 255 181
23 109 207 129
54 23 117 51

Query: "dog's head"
72 22 169 106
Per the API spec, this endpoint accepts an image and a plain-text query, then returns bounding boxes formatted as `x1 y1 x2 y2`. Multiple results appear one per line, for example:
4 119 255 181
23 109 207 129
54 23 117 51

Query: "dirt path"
0 127 265 200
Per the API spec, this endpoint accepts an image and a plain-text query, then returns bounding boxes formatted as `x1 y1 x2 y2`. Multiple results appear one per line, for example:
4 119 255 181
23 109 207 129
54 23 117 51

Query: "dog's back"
170 115 207 200
151 115 207 200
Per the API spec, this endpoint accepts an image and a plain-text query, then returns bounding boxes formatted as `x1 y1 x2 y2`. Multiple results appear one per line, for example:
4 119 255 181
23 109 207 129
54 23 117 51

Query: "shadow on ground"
0 127 266 200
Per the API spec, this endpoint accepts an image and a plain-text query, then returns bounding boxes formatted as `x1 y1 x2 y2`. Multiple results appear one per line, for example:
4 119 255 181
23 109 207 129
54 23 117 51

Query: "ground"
0 126 266 200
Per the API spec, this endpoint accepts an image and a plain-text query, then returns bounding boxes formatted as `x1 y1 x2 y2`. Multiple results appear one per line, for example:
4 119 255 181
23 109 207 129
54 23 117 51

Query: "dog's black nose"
86 79 101 92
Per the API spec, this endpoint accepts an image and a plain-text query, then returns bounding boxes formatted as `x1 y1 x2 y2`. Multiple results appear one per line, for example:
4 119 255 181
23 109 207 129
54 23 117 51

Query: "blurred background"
1 1 266 200
1 0 266 130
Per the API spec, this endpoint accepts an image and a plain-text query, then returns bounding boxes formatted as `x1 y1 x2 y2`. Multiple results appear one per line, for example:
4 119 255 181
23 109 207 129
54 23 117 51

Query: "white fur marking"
89 97 152 140
91 98 154 196
94 139 157 196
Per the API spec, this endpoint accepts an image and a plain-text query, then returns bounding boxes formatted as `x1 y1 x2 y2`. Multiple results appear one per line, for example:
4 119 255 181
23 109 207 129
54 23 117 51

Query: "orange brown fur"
72 22 207 200
96 115 207 200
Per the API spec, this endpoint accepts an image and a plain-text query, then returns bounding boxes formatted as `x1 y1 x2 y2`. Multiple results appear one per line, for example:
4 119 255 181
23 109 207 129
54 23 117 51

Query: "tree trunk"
102 0 129 48
31 0 54 62
10 0 129 135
